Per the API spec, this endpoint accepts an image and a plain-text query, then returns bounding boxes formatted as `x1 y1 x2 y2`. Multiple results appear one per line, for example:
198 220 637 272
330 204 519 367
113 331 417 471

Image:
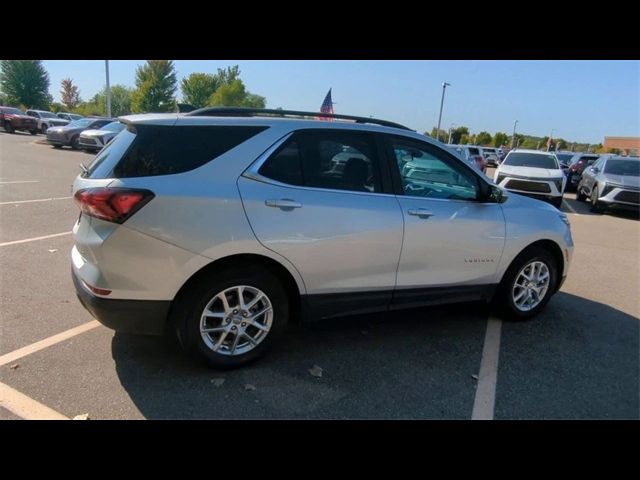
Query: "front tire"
576 184 587 201
40 124 48 134
590 186 604 213
174 266 289 368
29 129 38 135
493 246 558 321
5 122 15 133
71 136 79 150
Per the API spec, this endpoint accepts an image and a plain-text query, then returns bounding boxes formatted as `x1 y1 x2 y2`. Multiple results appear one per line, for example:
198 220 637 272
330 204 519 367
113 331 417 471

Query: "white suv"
25 109 69 133
493 149 566 208
72 108 573 367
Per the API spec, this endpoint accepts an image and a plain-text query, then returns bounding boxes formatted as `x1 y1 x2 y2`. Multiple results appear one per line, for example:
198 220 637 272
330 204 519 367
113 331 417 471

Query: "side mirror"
487 185 508 203
589 167 599 174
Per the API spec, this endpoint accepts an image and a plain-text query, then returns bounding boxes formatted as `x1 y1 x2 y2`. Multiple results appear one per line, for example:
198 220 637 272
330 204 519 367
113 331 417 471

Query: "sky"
42 60 639 144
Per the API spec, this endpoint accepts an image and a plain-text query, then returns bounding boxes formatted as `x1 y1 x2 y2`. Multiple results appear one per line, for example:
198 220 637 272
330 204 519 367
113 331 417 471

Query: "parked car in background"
566 153 600 191
494 149 566 208
554 152 574 175
71 108 573 368
0 106 39 135
57 112 84 122
576 156 640 213
448 144 487 173
25 109 69 133
480 147 501 167
79 121 126 152
46 117 113 149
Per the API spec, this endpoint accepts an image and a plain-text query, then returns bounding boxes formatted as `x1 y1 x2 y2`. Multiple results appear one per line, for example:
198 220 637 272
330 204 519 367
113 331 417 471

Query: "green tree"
209 79 266 108
60 78 81 109
556 139 567 150
493 132 508 147
459 133 470 145
49 102 65 113
475 131 492 146
449 126 469 144
181 73 219 109
131 60 177 113
213 65 241 86
0 60 51 109
428 127 448 141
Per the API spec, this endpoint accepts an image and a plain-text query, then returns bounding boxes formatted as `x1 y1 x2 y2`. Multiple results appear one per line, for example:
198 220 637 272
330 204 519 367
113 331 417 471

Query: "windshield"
2 107 23 115
503 152 559 169
101 122 125 132
39 111 58 119
68 119 93 128
604 160 640 176
555 153 573 163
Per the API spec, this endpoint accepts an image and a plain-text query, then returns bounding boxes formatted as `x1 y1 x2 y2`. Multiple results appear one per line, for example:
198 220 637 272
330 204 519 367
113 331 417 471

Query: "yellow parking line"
0 382 68 420
0 320 101 367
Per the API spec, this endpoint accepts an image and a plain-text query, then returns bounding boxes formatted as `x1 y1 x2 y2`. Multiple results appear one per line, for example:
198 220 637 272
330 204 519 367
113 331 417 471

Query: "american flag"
319 88 334 120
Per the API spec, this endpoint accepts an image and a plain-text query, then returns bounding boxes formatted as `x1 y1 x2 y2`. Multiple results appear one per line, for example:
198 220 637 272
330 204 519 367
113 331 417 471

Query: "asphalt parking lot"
1 131 638 420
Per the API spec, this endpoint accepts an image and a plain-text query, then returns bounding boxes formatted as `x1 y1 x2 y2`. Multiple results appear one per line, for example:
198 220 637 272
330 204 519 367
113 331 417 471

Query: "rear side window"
88 125 267 178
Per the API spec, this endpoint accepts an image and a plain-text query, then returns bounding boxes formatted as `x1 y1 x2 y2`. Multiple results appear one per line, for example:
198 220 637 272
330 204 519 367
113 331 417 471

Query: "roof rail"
185 107 413 131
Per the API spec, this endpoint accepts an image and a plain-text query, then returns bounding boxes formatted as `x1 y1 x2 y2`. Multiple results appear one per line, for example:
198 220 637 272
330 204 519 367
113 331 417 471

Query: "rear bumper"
72 267 170 335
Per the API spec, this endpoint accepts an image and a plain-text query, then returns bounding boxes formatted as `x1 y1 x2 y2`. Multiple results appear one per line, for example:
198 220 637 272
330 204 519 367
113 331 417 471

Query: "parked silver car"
576 156 640 212
78 121 126 152
71 108 574 367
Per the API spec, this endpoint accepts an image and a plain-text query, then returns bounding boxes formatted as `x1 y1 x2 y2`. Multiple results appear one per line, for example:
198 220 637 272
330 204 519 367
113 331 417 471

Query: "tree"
131 60 177 113
428 127 447 141
450 126 469 145
60 78 81 109
493 132 508 147
49 102 65 113
181 73 219 109
475 131 492 146
556 139 567 150
459 134 470 145
209 79 266 108
0 60 51 109
212 65 240 86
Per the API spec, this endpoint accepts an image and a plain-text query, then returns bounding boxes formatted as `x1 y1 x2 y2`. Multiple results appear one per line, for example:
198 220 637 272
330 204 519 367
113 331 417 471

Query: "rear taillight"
74 187 154 224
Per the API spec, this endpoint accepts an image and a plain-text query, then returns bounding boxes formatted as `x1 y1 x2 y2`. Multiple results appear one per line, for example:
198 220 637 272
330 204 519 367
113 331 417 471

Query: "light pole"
447 123 456 144
510 119 518 149
436 82 450 142
105 60 111 118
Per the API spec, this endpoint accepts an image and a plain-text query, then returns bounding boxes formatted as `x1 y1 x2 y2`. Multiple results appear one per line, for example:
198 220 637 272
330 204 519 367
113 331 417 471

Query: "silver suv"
71 108 574 367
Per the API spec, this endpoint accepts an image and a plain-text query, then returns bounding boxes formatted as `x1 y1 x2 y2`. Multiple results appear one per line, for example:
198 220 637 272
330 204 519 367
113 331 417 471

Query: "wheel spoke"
230 332 241 354
203 308 225 319
514 289 526 302
250 306 272 320
202 326 227 333
217 292 231 312
248 320 269 332
211 331 229 351
244 334 258 346
245 293 264 310
237 286 245 309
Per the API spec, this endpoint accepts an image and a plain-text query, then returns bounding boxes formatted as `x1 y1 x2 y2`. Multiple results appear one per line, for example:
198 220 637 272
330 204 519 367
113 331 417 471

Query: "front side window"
392 140 478 201
258 131 382 194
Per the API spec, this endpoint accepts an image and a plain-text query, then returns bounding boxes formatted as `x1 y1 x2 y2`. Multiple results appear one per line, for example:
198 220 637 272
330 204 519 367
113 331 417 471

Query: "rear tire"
40 124 48 134
173 266 289 369
492 246 558 321
5 122 15 133
29 129 38 135
71 136 79 150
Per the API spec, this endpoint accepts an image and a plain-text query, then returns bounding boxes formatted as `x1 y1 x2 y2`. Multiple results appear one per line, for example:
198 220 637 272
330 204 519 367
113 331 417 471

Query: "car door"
580 157 605 194
237 129 404 318
381 134 506 308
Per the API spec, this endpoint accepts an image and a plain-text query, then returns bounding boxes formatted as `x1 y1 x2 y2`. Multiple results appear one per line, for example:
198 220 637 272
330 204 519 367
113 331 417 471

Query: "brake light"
74 188 154 223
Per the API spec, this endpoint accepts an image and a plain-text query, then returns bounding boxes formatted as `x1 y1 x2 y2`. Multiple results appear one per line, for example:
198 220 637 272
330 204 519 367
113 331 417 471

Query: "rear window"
85 125 267 179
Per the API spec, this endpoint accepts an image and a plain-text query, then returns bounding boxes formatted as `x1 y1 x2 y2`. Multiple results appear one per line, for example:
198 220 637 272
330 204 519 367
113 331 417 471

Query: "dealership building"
603 137 640 156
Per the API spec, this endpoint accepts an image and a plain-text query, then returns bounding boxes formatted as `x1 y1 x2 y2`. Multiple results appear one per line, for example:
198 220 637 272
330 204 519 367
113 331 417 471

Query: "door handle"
407 208 434 218
265 199 303 209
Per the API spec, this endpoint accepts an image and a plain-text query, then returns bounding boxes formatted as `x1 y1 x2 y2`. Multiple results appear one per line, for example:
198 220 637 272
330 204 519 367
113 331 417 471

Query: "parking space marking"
0 196 72 206
0 231 72 247
562 199 578 214
0 180 40 185
471 317 502 420
0 320 101 367
0 382 68 420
